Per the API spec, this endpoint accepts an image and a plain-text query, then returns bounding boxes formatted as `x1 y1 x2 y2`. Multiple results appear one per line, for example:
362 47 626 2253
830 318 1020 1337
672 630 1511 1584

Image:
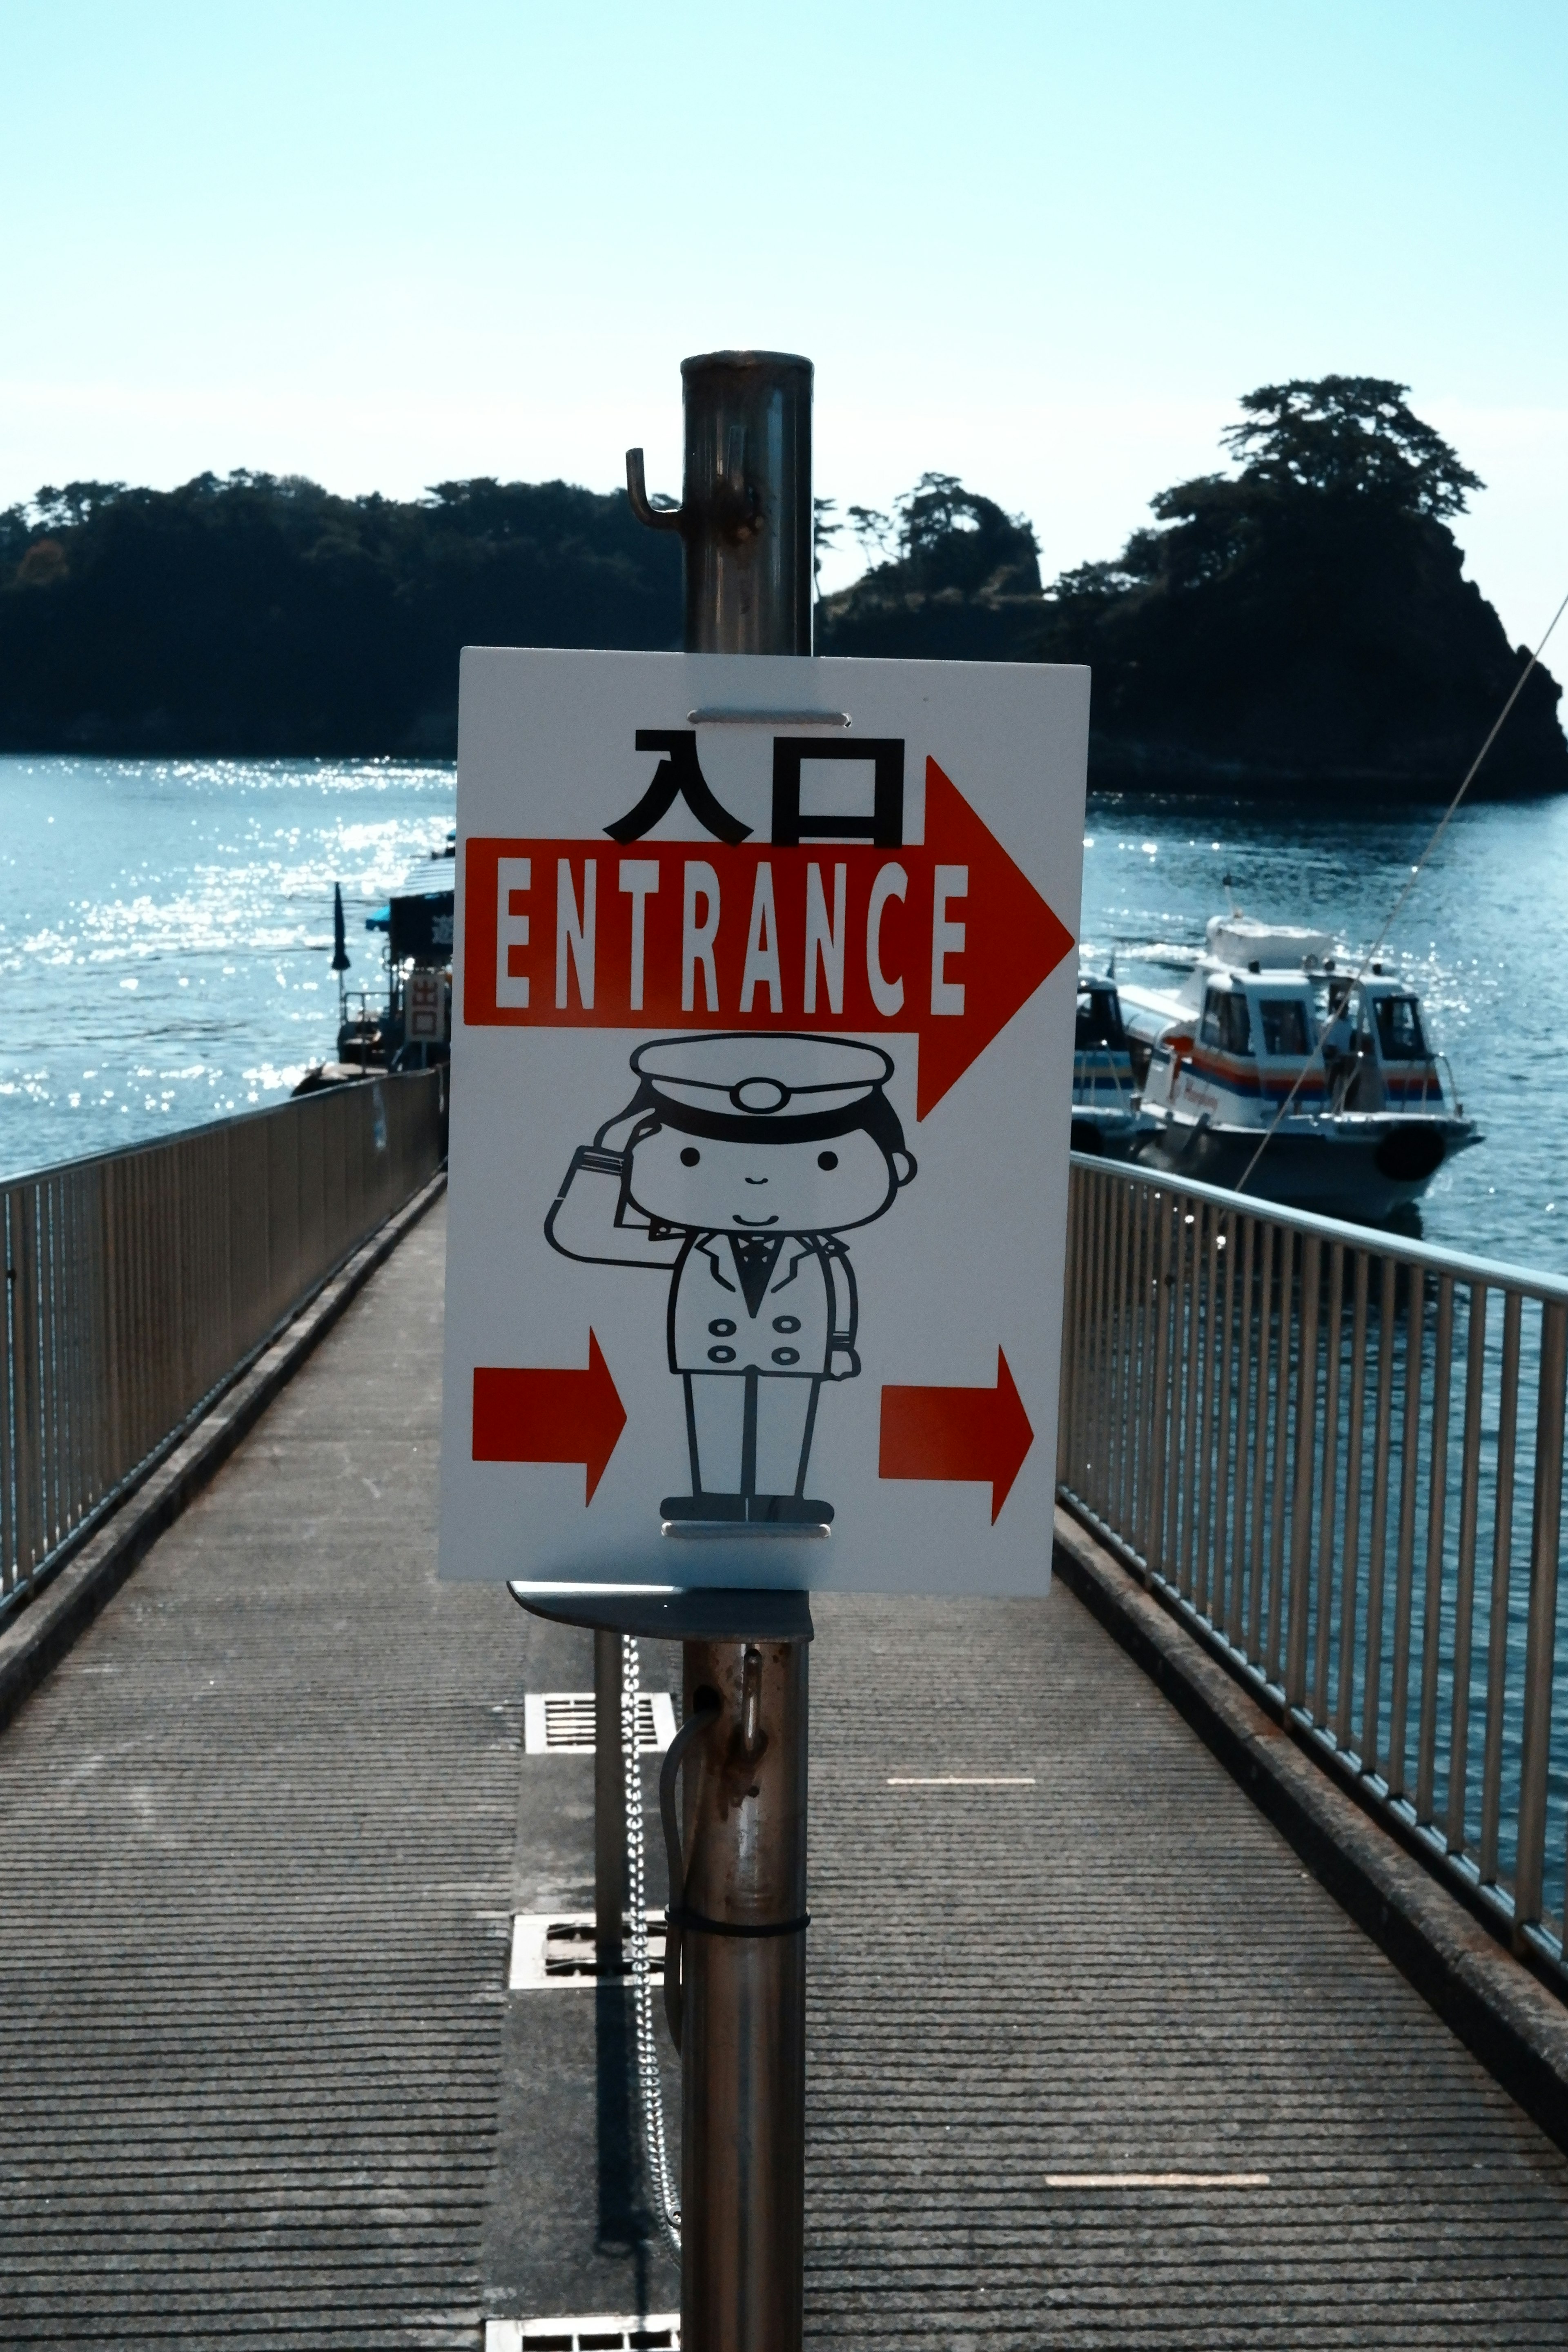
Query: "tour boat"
1071 973 1151 1157
294 835 456 1095
1114 915 1479 1221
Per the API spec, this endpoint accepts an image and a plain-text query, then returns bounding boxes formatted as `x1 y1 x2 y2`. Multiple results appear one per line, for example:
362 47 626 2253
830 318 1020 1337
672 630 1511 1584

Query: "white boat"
1071 973 1151 1157
1116 915 1479 1221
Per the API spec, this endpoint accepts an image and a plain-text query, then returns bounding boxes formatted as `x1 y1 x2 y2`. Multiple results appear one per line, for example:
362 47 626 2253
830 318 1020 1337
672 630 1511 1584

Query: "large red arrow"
462 757 1074 1117
472 1331 626 1502
913 762 1074 1116
878 1348 1034 1523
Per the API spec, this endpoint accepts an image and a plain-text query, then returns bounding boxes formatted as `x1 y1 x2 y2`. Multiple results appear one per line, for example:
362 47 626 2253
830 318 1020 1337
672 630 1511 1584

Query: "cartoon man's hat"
629 1031 895 1142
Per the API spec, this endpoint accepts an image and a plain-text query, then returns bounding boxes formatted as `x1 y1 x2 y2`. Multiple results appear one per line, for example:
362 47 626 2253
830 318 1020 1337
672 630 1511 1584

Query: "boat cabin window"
1258 997 1311 1057
1199 987 1252 1055
1374 994 1427 1061
1076 987 1126 1050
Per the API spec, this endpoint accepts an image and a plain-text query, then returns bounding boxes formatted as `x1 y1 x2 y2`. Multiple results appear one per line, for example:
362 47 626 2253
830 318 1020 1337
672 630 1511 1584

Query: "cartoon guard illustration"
546 1032 917 1527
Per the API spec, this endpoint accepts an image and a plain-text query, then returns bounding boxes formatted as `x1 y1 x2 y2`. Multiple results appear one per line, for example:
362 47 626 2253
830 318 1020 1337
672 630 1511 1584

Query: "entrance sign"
439 650 1087 1594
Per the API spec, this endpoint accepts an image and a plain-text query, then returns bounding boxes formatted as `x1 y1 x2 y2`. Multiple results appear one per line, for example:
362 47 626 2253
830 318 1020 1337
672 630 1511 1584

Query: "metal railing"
1 1073 444 1617
1058 1154 1568 1985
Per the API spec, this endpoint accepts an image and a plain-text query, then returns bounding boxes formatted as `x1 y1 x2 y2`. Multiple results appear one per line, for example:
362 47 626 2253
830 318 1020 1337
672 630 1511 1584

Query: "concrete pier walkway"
3 1198 1568 2347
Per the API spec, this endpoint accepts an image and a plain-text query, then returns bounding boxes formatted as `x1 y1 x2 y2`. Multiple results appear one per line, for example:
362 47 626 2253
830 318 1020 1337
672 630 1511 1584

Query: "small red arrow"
472 1330 627 1503
878 1348 1034 1523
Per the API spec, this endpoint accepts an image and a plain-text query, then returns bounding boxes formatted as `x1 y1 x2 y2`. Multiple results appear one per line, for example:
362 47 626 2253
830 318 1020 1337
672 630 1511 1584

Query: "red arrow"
462 757 1074 1119
472 1330 626 1502
913 759 1074 1116
878 1348 1034 1523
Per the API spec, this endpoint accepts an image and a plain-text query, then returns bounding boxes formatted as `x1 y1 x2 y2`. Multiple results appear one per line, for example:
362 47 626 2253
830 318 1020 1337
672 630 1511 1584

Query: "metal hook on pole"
629 349 814 658
626 448 683 533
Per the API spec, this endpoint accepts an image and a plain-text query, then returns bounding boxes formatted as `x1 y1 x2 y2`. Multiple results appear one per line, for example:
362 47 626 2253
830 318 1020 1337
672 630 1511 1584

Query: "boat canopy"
1205 914 1336 971
1076 976 1128 1051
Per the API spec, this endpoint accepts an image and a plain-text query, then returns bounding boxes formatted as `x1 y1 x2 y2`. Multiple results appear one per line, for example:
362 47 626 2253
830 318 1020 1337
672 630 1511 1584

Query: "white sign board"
405 968 448 1043
439 650 1087 1595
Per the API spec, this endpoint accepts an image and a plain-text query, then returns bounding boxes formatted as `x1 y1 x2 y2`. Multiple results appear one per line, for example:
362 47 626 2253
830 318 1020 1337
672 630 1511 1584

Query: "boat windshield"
1076 987 1126 1050
1375 994 1428 1061
1199 987 1252 1055
1257 997 1312 1057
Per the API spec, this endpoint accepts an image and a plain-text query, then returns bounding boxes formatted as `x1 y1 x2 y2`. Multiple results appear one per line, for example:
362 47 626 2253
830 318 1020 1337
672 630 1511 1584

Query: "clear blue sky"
3 0 1565 637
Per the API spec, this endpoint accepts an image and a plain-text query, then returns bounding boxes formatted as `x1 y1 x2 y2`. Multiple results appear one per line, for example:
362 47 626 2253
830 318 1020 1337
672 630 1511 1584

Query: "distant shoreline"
4 742 1559 810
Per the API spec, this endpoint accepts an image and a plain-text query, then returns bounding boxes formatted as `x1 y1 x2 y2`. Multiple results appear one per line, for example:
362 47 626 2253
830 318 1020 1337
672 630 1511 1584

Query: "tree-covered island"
820 379 1566 797
2 376 1561 797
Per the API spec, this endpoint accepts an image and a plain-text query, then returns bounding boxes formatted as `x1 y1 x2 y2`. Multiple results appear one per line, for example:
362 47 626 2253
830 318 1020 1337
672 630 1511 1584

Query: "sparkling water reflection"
6 760 1568 1281
0 755 455 1180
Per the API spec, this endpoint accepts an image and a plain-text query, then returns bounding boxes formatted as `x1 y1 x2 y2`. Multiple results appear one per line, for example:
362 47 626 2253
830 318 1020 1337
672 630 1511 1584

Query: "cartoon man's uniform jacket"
546 1146 859 1381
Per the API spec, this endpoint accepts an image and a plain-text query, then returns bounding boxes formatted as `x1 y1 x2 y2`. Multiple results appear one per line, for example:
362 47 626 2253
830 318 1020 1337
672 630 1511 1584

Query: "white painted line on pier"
508 1910 668 1990
886 1775 1037 1786
1044 2171 1271 2188
523 1689 677 1754
486 2319 679 2352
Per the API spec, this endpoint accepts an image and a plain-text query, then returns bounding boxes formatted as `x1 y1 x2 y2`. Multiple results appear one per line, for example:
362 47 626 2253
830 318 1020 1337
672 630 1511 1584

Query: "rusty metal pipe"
628 350 814 657
629 349 815 2352
677 1638 809 2352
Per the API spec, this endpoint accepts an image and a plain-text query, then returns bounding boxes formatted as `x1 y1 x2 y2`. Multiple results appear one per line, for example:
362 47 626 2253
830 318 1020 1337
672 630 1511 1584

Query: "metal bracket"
687 707 851 729
508 1581 814 1644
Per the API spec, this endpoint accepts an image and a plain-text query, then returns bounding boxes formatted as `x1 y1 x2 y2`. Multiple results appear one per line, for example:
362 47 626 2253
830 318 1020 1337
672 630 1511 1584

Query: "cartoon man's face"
626 1122 912 1236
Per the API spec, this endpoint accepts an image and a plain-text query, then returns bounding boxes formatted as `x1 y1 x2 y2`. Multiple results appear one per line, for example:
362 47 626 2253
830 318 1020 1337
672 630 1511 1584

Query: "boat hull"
1070 1106 1152 1160
1135 1114 1474 1222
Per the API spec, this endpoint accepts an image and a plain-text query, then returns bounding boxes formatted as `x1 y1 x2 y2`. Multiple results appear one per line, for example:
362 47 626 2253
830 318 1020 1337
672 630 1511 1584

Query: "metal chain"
622 1632 681 2252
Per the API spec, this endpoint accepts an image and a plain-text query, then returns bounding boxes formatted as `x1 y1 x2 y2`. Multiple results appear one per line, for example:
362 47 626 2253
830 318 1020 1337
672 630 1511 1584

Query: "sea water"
5 756 1566 1278
5 754 1566 1276
0 754 454 1181
1081 791 1568 1279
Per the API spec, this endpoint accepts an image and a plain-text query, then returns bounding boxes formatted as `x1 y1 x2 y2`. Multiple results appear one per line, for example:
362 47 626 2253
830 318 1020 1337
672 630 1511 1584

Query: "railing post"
1285 1229 1321 1710
1361 1254 1398 1777
1057 1164 1075 1486
1446 1280 1488 1854
1387 1268 1426 1800
1143 1192 1173 1581
1479 1290 1523 1887
1312 1241 1345 1722
1107 1174 1132 1526
1515 1298 1566 1938
11 1185 41 1592
1335 1247 1370 1751
1129 1177 1154 1543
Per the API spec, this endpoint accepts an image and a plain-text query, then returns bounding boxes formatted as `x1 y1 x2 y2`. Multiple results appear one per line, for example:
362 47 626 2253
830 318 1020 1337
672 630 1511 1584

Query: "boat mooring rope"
622 1633 682 2254
1234 580 1568 1196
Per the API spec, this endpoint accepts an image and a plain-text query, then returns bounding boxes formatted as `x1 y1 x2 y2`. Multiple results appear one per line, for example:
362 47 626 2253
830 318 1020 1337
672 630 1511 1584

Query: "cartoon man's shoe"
660 1493 835 1528
748 1494 835 1526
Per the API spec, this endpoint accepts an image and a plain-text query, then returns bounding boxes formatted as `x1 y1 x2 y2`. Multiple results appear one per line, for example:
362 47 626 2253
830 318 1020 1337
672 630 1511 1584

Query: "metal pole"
594 1626 626 1973
628 350 813 657
629 348 814 2352
679 1638 808 2349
